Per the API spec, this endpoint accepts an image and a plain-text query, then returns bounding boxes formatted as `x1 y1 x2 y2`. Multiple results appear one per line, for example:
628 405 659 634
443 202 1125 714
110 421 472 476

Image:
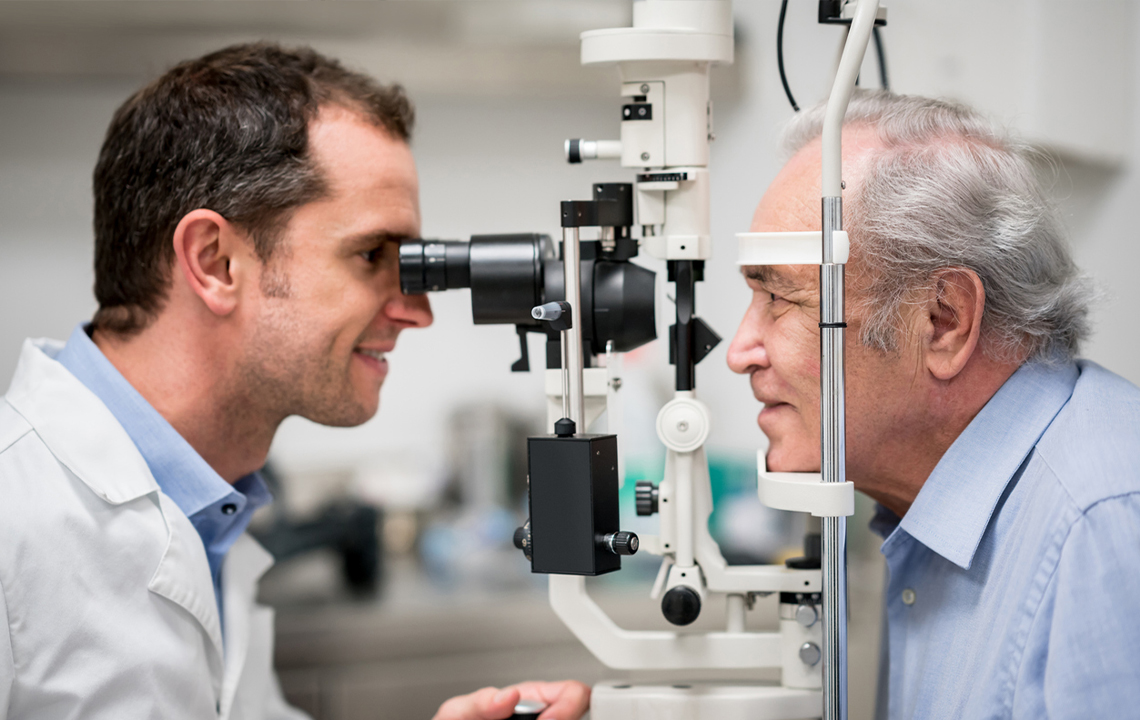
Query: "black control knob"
601 531 639 556
554 417 577 438
513 521 532 562
661 585 702 626
635 481 659 516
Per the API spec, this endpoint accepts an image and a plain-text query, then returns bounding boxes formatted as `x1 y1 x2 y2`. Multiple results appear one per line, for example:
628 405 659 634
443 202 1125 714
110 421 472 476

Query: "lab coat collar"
4 338 249 684
5 338 158 504
893 359 1079 570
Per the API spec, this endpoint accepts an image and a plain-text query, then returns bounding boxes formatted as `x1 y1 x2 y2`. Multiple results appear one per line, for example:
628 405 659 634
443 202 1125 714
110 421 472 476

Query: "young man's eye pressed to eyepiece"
361 242 394 265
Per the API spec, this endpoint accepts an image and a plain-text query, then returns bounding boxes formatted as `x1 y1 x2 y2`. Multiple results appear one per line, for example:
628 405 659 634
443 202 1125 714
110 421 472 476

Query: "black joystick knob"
635 480 659 516
513 521 532 562
661 586 702 626
601 531 639 556
554 417 576 438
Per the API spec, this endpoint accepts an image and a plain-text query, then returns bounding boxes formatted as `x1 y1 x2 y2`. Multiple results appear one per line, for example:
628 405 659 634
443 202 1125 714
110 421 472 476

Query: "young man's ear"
171 209 249 317
922 268 986 381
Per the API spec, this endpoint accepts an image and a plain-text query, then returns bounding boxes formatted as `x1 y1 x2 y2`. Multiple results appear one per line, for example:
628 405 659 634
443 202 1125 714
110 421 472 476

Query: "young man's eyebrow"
342 231 411 250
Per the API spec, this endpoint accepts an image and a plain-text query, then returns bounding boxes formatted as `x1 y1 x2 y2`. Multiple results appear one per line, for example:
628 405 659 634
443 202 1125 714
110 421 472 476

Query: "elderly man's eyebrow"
741 265 801 293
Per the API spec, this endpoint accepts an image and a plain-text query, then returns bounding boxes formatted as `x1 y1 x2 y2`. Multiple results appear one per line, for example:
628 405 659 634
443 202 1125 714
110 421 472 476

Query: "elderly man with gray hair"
728 90 1140 719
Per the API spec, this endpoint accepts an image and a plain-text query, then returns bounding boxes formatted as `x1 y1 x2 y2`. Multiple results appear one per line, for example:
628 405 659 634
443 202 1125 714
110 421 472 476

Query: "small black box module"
527 433 621 576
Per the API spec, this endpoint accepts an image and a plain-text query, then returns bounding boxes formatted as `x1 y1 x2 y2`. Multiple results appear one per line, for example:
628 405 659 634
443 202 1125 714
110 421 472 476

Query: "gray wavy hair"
783 90 1094 363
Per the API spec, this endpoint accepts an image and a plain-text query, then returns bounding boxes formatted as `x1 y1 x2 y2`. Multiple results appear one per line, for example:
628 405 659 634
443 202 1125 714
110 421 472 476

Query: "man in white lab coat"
0 43 588 720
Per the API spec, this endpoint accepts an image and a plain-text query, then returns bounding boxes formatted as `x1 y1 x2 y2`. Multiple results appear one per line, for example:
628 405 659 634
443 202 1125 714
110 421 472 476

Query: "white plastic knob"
655 397 710 452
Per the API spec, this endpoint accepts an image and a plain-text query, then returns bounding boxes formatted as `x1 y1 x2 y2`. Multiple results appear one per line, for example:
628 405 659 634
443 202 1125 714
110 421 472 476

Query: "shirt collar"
897 358 1079 569
869 503 901 539
54 324 268 521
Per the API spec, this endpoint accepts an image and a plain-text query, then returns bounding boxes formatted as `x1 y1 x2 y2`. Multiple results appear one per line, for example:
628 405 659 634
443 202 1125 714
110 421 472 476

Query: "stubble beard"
239 305 378 430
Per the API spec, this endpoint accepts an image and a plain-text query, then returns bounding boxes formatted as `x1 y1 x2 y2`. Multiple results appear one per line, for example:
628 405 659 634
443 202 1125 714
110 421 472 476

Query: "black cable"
873 26 890 91
777 0 799 112
779 2 888 108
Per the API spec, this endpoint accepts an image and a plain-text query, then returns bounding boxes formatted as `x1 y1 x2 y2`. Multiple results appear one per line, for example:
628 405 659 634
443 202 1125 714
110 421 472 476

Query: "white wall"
1 1 1136 485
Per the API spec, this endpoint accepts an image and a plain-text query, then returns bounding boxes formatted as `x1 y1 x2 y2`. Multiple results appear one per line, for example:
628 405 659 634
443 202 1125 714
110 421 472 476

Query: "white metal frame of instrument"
547 1 882 718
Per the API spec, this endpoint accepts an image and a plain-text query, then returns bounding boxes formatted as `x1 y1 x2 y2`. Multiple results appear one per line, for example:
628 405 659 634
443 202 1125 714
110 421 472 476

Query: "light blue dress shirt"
870 358 1140 719
55 324 271 632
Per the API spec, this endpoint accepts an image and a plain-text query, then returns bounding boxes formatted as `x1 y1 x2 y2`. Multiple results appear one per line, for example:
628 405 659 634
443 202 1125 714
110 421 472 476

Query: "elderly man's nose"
727 314 768 374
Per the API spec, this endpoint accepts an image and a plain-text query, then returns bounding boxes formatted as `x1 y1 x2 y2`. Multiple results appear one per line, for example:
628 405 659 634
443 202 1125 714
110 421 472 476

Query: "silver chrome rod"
818 2 878 716
822 0 881 198
562 226 586 427
560 330 571 421
821 514 848 720
821 195 848 720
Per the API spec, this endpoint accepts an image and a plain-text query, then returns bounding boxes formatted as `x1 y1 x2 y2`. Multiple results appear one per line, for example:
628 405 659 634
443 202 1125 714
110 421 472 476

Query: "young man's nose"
386 291 434 329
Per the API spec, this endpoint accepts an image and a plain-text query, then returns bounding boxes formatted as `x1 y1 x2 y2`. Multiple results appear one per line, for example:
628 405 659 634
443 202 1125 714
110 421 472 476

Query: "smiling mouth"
356 348 387 363
353 348 390 376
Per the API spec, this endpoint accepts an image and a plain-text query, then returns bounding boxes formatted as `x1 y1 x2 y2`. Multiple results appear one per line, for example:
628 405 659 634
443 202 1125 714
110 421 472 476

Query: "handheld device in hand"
510 698 545 720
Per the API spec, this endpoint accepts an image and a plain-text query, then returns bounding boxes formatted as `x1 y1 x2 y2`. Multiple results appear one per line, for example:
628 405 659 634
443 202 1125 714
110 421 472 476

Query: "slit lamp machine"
399 1 887 718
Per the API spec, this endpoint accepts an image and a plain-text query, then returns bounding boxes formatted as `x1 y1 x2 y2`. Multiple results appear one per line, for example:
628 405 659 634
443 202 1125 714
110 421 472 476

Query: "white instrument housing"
544 1 883 717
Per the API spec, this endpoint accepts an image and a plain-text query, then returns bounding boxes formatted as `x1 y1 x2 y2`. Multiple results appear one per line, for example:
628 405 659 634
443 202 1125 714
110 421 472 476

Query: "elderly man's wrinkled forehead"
749 124 884 234
741 264 816 296
741 125 885 298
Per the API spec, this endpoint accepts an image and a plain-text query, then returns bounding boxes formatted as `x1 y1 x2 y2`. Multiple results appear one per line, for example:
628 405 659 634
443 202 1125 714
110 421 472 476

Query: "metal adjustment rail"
818 2 882 718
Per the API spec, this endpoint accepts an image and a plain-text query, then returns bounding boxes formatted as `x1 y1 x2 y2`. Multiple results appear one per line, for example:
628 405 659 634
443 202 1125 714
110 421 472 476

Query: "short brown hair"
92 42 415 335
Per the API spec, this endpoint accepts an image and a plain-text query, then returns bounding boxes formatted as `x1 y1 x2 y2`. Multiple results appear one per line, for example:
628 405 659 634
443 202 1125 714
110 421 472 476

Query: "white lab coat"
0 338 309 720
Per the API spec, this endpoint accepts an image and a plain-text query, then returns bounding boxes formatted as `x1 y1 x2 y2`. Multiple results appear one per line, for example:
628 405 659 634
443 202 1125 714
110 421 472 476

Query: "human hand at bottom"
431 680 590 720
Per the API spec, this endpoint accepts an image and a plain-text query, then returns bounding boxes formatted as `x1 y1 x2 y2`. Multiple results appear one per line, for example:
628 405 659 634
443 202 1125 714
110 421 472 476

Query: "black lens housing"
400 233 551 327
399 233 656 368
398 239 471 295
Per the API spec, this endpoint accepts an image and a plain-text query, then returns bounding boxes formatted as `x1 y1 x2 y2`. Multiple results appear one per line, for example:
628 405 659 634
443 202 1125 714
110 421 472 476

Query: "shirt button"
901 588 917 605
221 503 237 515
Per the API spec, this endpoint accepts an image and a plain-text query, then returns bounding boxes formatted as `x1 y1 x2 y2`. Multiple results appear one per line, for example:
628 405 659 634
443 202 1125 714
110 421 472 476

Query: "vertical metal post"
560 330 572 421
820 196 848 720
817 3 878 715
562 226 586 428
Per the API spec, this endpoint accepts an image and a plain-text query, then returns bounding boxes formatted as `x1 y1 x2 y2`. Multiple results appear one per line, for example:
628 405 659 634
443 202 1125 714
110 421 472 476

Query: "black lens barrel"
399 240 471 294
469 234 551 326
400 235 554 326
398 229 656 361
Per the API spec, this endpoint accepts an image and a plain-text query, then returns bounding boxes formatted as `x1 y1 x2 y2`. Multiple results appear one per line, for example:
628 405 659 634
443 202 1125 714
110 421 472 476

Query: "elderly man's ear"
920 268 987 381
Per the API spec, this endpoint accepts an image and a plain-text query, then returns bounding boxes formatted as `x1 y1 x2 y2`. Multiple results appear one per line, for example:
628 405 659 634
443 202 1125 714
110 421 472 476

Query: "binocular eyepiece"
399 233 549 327
398 184 657 372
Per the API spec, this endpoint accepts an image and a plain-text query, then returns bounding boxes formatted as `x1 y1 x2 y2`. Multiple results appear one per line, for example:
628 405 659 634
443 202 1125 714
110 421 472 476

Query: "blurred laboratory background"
0 2 1136 719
